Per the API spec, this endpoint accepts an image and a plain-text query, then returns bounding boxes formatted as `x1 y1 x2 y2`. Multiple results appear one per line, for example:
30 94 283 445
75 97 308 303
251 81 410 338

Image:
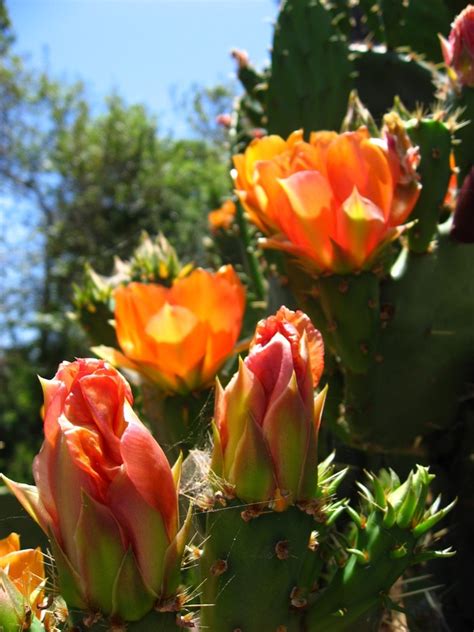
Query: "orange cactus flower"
208 199 236 232
0 533 45 618
96 266 245 393
233 126 421 273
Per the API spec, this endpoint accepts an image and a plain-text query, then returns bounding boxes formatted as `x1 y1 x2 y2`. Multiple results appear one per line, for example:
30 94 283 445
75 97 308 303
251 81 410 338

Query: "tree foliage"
0 2 232 477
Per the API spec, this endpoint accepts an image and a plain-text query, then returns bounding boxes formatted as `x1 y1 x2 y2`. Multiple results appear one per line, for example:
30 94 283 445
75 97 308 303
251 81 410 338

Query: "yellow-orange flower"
0 533 45 616
233 126 421 273
208 200 236 232
95 266 245 393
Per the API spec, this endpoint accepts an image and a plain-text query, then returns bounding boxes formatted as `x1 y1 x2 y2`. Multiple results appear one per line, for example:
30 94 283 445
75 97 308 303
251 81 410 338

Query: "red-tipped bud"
212 307 326 510
440 5 474 87
2 359 189 621
216 113 232 129
231 48 250 70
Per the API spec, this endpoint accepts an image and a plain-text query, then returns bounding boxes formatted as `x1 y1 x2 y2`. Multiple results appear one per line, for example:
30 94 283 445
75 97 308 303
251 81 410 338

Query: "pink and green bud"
212 307 326 510
440 5 474 87
2 359 190 622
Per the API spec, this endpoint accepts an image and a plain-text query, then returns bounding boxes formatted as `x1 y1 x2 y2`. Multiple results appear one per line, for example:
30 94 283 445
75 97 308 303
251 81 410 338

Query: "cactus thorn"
290 587 308 609
308 530 319 551
176 613 196 628
327 320 338 332
359 342 369 355
241 506 264 521
214 490 227 506
83 612 102 627
390 544 408 559
412 498 457 537
210 559 228 576
275 540 290 560
347 547 370 564
346 504 365 529
338 279 349 293
383 501 397 528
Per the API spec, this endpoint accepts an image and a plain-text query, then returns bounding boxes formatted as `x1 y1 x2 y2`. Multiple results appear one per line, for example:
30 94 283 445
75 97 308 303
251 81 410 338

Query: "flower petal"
327 131 393 218
74 491 127 614
112 548 155 621
107 470 169 595
119 410 177 537
334 188 387 269
277 171 336 270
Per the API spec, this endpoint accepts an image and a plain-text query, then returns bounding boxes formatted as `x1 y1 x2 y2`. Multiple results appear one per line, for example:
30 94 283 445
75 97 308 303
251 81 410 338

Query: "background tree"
0 1 233 478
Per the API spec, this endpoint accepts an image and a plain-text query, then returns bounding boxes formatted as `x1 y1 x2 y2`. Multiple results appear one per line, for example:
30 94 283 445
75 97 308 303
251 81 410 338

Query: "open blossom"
2 359 189 621
233 125 421 273
211 307 326 509
208 199 236 232
0 533 45 629
440 5 474 87
96 266 245 394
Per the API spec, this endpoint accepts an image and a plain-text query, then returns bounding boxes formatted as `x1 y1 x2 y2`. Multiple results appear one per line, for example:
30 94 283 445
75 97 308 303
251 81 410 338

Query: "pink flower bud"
2 359 189 621
212 307 326 510
231 48 250 70
216 113 232 129
440 5 474 87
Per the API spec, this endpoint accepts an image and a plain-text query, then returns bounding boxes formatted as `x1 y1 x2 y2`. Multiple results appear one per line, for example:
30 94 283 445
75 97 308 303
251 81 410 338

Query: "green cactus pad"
352 47 436 122
381 0 451 61
267 0 353 137
313 272 380 375
200 504 327 631
306 466 454 630
406 117 452 253
344 226 474 449
67 609 181 631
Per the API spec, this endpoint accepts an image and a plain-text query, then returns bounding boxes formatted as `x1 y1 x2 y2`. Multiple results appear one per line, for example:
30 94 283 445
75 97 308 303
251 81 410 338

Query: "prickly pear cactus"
232 0 452 142
352 47 436 122
405 115 453 252
343 224 474 450
267 0 353 137
199 458 455 631
199 455 347 631
306 466 456 631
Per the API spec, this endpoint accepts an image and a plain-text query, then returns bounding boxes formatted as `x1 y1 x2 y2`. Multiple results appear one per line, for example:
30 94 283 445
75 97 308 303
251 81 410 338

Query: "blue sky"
7 0 277 133
2 1 278 346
